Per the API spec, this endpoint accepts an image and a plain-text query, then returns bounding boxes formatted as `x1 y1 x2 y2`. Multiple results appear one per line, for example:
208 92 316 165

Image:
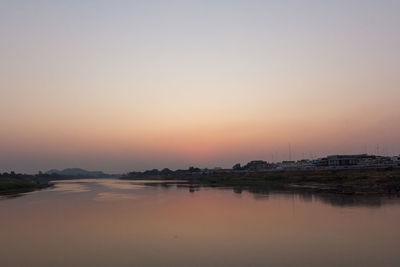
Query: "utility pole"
288 143 292 161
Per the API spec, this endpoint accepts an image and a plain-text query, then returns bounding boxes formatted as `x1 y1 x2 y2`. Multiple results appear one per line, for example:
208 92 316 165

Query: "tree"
188 166 201 173
161 168 173 174
232 163 242 170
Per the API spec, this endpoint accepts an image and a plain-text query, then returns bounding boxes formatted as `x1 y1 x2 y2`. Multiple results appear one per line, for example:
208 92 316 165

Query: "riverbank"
0 179 52 195
123 168 400 195
195 169 400 195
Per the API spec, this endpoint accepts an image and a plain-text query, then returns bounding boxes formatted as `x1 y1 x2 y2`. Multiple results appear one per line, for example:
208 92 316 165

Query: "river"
1 179 400 266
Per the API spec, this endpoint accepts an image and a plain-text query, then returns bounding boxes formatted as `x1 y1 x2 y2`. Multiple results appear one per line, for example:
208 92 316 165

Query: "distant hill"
46 168 117 178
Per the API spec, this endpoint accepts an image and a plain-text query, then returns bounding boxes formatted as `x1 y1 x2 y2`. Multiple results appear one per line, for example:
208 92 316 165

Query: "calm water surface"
1 179 400 266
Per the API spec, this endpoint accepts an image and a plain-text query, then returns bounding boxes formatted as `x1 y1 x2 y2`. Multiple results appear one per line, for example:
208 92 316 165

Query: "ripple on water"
51 182 90 193
97 180 147 190
94 192 137 201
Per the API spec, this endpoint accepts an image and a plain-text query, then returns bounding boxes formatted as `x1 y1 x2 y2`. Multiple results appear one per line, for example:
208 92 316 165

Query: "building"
296 159 315 169
280 161 297 170
327 155 366 166
318 154 369 167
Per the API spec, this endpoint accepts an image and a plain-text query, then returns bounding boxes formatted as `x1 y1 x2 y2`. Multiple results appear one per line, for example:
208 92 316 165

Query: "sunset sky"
1 1 400 173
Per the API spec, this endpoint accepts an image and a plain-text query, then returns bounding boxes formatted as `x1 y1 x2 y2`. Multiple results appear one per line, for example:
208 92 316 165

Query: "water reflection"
3 179 400 208
1 179 400 266
166 183 400 208
94 192 138 201
51 181 90 193
97 180 146 190
51 179 399 207
312 193 394 207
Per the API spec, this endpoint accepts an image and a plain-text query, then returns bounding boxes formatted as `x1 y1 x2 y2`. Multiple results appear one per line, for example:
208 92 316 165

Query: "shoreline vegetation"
0 178 53 196
0 168 120 195
0 170 106 195
121 168 400 195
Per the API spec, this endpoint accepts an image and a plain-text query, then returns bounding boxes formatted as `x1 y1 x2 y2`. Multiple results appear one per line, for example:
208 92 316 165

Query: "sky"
1 0 400 173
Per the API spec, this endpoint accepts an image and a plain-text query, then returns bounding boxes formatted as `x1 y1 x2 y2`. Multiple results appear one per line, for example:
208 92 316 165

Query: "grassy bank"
0 178 50 195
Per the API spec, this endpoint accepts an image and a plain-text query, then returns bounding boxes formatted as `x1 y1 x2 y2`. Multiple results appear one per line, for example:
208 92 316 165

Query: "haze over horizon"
1 1 400 173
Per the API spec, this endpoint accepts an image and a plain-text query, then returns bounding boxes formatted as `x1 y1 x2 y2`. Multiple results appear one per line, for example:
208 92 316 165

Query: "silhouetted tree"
188 166 201 173
232 163 242 170
161 168 173 175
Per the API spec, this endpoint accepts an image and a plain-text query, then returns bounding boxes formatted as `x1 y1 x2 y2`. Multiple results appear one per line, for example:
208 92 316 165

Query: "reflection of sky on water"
51 179 149 194
94 192 138 201
51 182 90 193
97 180 147 190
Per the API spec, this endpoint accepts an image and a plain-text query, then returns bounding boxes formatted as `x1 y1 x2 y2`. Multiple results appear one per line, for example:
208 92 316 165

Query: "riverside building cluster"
223 154 400 173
